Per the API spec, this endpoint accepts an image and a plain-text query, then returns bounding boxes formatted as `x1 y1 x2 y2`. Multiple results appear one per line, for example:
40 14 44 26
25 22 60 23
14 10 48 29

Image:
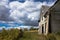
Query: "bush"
0 28 24 40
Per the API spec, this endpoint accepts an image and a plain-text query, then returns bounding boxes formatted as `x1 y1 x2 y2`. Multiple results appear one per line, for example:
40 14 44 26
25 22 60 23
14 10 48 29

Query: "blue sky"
0 0 56 29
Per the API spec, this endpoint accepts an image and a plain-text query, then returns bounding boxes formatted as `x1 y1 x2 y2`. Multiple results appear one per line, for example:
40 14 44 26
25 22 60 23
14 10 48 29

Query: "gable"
51 0 60 12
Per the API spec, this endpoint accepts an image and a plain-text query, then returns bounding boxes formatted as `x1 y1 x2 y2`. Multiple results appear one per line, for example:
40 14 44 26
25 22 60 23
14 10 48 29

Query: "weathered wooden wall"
50 1 60 32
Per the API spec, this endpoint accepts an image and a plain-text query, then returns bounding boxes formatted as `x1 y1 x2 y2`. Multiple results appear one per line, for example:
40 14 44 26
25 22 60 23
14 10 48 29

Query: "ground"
19 30 60 40
19 30 39 40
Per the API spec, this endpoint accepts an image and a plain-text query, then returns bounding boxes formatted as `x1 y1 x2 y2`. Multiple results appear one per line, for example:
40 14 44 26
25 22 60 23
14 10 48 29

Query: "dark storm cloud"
0 5 9 21
17 12 39 26
23 19 38 26
0 5 14 21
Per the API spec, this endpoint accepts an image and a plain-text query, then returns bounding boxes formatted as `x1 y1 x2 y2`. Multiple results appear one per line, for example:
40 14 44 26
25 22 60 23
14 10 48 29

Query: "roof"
44 0 60 15
49 0 60 10
38 0 59 22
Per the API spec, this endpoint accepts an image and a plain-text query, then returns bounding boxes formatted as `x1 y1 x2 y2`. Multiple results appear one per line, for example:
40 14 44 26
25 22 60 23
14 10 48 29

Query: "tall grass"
0 29 60 40
19 30 60 40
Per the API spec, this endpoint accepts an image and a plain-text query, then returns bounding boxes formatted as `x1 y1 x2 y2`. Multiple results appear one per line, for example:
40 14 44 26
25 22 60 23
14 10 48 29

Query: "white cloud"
9 1 23 10
0 26 5 30
0 0 8 5
0 0 9 8
28 11 40 21
0 0 56 27
0 26 19 30
9 1 40 26
8 0 56 26
0 26 29 30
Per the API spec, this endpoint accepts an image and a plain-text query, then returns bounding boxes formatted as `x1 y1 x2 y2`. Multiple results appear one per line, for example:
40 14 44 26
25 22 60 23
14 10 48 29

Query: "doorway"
42 25 44 34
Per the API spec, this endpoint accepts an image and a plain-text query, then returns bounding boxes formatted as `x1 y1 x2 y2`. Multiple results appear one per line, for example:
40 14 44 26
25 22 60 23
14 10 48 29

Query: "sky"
0 0 56 29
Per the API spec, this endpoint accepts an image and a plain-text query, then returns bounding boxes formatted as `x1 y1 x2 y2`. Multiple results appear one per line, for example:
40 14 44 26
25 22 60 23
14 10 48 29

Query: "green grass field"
19 30 60 40
0 29 60 40
19 30 40 40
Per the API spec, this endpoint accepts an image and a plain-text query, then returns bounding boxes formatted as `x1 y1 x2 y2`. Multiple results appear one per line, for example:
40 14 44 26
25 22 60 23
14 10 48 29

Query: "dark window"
42 25 44 33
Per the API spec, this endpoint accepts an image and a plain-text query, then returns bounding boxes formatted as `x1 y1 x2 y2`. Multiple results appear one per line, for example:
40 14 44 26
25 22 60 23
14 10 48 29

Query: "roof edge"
50 0 60 10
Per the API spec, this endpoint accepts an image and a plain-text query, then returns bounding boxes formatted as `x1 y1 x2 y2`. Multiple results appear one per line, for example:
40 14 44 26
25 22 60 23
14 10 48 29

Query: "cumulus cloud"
9 0 55 26
9 1 42 26
0 0 14 21
0 5 14 21
0 26 21 30
0 0 56 27
0 0 8 5
0 26 5 30
0 5 10 21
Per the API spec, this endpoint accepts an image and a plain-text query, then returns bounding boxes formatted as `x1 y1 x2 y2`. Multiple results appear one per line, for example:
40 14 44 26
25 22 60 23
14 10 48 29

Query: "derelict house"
38 0 60 35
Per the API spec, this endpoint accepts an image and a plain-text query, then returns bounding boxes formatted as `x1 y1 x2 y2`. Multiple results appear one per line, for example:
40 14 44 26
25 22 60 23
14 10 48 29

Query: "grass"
19 30 60 40
19 30 40 40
